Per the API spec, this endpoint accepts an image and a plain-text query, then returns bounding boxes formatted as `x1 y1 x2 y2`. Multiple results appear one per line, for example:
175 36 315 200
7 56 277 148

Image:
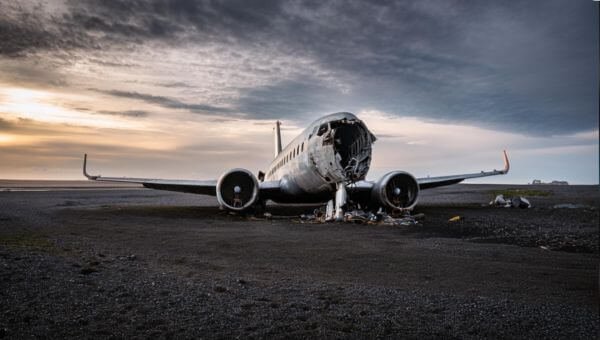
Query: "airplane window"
297 145 300 154
317 123 329 136
301 142 304 152
310 126 318 139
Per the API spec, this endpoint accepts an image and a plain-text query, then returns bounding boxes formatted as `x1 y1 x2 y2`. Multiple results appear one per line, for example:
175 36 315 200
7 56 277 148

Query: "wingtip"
83 153 98 180
502 150 510 174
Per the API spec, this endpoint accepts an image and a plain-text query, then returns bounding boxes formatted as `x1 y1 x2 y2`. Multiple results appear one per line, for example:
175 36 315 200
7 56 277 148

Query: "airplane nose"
234 186 241 194
393 187 401 196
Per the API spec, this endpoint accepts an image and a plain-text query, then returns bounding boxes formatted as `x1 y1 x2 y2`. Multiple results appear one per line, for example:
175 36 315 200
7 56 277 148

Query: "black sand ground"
0 182 598 338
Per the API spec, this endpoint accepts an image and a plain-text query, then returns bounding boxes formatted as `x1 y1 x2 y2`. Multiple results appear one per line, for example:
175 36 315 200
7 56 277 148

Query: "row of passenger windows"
268 141 305 177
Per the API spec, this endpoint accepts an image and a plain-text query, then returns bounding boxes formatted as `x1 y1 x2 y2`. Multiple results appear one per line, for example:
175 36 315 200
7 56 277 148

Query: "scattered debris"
511 196 531 209
381 214 419 226
491 194 507 206
448 216 461 222
300 206 422 226
489 194 531 208
539 246 550 251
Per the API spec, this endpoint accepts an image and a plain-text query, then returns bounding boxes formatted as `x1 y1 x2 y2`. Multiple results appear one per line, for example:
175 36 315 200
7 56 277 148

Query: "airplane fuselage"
263 112 375 203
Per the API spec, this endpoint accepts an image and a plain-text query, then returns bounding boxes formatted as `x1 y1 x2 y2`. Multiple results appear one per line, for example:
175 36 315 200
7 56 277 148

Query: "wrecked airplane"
84 112 509 220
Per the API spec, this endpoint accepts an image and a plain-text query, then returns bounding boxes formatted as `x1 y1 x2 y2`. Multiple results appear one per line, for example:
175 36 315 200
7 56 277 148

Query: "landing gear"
334 183 347 221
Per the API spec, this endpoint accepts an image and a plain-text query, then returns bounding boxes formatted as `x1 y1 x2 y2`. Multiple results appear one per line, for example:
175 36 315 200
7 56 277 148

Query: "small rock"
80 266 98 275
214 285 227 293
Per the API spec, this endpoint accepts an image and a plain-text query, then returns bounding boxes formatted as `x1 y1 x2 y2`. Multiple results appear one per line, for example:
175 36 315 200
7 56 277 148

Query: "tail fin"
273 120 282 158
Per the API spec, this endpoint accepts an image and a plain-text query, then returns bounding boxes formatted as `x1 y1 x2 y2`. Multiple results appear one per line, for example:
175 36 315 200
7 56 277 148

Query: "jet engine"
371 171 419 210
216 168 259 211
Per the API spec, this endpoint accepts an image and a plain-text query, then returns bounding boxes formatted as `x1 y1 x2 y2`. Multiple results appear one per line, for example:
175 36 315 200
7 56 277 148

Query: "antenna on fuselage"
273 120 282 158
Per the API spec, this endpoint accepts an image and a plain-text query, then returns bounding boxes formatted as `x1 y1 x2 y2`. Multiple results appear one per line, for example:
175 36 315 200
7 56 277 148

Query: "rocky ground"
0 182 598 338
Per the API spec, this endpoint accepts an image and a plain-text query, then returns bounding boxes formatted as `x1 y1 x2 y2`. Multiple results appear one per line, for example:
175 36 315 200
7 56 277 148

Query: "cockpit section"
331 120 374 182
309 116 376 185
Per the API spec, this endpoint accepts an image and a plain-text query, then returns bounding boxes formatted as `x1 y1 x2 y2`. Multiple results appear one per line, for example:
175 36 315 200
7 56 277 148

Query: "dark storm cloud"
234 79 344 120
0 20 54 56
0 0 596 135
91 89 234 115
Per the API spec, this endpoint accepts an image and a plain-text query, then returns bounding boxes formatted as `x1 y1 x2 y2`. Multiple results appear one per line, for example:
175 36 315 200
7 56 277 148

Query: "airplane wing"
348 150 510 194
417 150 510 189
83 154 217 195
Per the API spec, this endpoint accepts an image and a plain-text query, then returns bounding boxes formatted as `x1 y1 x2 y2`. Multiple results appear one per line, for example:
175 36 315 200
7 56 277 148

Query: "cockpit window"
317 123 329 136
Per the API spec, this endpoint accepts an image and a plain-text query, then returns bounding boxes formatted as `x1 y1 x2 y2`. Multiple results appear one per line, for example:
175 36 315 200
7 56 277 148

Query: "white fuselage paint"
264 112 374 203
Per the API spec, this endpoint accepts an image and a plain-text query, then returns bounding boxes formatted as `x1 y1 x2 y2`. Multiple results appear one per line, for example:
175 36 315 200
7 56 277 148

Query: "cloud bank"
0 1 597 182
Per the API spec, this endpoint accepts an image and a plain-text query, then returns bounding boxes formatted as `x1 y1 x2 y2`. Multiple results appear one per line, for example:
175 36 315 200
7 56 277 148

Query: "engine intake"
216 168 259 211
371 171 419 210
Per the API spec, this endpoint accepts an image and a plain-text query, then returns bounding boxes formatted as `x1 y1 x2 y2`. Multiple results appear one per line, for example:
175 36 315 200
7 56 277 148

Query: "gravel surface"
0 183 598 338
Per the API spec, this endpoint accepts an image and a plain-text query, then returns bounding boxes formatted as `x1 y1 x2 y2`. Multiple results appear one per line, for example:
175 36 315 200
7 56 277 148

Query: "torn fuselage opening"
331 120 374 182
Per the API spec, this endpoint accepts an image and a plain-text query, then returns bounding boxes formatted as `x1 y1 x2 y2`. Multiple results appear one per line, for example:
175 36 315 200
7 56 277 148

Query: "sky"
0 0 598 184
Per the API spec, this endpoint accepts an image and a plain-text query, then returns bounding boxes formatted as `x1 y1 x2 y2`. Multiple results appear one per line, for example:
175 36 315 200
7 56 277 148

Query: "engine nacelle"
216 168 259 211
371 171 419 210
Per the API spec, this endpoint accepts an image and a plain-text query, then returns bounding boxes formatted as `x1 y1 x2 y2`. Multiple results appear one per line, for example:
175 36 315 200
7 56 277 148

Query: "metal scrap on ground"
448 216 462 222
489 194 531 208
298 207 424 226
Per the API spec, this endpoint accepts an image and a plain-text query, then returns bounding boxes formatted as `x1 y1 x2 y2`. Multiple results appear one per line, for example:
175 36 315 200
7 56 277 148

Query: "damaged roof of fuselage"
307 112 377 142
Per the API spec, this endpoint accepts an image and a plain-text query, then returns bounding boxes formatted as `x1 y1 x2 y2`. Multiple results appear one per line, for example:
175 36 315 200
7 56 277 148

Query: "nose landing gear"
325 183 348 222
